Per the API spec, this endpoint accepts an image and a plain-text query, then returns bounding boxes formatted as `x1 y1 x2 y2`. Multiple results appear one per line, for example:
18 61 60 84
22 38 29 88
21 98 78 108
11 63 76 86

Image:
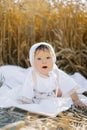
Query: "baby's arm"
70 91 87 108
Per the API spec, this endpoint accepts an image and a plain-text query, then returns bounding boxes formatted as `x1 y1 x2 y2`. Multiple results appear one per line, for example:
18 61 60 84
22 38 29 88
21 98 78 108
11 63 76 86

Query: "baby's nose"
42 59 47 63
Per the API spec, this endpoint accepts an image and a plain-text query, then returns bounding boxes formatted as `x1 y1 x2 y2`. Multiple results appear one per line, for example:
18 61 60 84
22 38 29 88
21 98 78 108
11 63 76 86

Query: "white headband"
29 42 56 66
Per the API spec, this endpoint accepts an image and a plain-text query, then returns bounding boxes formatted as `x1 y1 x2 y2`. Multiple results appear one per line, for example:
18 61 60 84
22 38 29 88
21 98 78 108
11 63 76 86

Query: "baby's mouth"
42 66 48 69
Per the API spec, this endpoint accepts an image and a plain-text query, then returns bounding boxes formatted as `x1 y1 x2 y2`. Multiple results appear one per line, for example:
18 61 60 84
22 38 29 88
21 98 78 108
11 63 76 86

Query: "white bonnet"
29 42 56 66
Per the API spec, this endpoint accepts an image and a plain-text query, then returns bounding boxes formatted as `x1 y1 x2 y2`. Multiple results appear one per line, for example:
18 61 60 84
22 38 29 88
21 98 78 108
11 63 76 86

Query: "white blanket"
0 65 87 117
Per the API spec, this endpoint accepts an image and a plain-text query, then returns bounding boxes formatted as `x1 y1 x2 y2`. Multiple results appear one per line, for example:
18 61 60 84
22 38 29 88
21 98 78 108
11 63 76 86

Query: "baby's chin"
38 70 49 77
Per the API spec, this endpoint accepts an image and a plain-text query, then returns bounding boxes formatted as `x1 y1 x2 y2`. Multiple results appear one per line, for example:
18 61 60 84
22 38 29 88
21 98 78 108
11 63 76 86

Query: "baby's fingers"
74 101 87 108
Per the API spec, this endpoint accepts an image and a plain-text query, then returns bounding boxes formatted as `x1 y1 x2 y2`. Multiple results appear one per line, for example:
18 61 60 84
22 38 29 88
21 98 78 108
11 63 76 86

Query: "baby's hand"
73 100 87 108
57 88 62 97
18 97 32 104
20 100 31 104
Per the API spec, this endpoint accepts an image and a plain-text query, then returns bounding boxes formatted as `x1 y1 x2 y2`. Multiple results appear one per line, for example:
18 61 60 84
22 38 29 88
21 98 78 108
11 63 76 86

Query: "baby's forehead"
35 49 52 56
35 45 50 52
34 45 52 55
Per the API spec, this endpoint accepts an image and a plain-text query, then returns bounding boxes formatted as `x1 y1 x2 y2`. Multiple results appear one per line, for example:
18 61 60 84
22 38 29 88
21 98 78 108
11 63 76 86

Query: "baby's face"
34 50 53 76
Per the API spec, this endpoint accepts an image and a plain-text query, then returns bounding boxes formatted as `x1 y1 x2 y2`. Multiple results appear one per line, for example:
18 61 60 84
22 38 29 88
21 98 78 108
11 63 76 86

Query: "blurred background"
0 0 87 77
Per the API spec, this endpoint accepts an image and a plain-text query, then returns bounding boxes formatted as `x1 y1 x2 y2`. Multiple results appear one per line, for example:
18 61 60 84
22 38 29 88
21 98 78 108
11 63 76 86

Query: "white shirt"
18 66 78 101
0 66 78 103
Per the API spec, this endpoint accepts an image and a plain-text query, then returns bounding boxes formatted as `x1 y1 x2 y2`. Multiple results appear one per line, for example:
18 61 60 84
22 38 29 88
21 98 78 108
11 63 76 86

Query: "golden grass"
2 107 87 130
0 0 87 77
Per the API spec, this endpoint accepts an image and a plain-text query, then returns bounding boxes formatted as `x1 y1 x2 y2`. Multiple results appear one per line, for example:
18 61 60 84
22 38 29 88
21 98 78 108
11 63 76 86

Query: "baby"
19 42 86 108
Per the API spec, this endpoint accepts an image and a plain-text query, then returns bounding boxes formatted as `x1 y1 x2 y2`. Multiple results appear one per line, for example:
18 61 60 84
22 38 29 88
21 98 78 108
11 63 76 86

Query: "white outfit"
0 42 87 117
0 66 77 106
0 65 78 104
0 42 79 104
18 65 78 101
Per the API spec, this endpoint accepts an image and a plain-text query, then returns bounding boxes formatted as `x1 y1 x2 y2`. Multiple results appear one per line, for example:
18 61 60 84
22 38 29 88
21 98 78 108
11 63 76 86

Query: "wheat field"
0 0 87 77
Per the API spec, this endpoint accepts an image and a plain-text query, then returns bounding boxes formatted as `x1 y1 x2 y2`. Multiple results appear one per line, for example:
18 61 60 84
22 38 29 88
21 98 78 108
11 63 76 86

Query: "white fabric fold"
0 65 87 117
0 42 87 117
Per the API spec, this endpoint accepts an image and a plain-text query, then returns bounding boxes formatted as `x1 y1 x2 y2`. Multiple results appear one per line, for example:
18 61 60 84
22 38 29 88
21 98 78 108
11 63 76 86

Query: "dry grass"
2 107 87 130
0 0 87 77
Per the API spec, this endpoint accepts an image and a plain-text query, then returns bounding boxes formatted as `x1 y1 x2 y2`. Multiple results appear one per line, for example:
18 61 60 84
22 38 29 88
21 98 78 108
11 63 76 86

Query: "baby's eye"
46 57 51 59
37 58 41 60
